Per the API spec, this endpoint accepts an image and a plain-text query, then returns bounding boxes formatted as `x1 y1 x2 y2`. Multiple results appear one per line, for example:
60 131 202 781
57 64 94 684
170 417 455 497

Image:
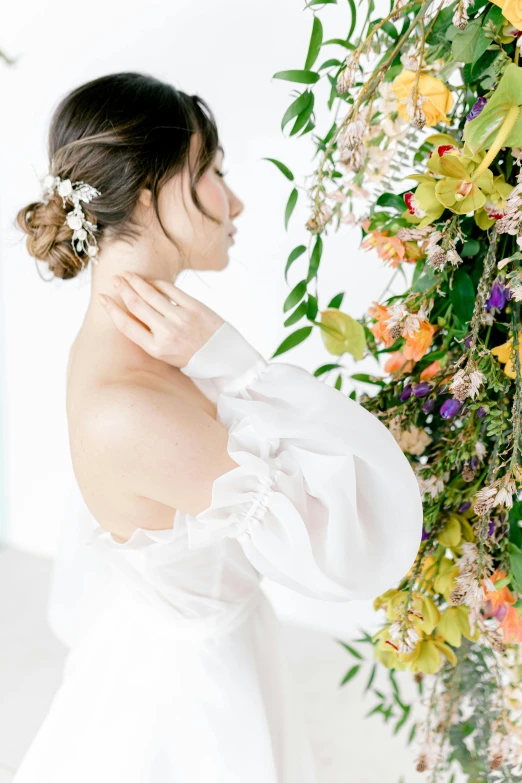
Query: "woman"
13 71 424 782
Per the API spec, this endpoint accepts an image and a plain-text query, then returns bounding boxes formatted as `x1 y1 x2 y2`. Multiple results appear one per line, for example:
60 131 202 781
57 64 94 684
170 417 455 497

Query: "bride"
13 70 424 782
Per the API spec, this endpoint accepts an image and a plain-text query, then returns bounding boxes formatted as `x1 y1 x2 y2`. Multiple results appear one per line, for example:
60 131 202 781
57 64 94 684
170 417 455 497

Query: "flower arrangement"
269 0 522 778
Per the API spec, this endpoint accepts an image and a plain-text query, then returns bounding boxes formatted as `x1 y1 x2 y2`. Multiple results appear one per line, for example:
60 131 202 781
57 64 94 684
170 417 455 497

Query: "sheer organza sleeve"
180 320 423 602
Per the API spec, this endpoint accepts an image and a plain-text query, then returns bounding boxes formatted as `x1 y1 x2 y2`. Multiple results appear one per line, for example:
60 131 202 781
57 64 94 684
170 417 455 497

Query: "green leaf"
461 239 480 257
323 37 355 50
451 20 489 64
365 703 384 718
388 668 400 696
290 93 315 136
340 664 361 686
317 58 342 70
346 0 356 41
365 663 377 692
314 362 342 376
336 640 364 659
328 291 344 309
350 373 386 386
273 69 320 84
284 245 306 283
484 2 504 29
450 270 475 325
393 705 411 734
271 326 312 358
380 20 398 40
306 293 318 321
508 542 522 593
407 722 417 746
412 267 440 293
307 234 323 282
284 188 298 229
283 279 308 312
281 91 313 133
509 500 522 548
263 157 294 181
284 301 308 326
304 16 323 70
468 47 498 82
375 192 406 212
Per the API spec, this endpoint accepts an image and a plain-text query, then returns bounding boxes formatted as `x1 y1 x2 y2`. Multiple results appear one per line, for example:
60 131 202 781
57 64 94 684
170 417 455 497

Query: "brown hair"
16 71 221 279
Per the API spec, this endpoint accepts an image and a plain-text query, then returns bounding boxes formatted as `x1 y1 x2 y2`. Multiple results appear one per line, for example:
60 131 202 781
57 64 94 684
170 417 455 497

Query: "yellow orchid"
436 605 480 647
437 514 462 548
433 557 460 599
401 637 457 674
474 174 514 230
387 590 441 635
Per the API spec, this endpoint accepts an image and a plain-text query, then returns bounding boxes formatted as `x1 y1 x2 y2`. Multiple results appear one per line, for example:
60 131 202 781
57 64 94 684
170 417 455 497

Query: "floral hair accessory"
40 167 102 264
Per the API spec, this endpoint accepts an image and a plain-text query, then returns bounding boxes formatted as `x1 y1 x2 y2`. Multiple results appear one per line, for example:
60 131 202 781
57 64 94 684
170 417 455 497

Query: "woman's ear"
138 187 153 207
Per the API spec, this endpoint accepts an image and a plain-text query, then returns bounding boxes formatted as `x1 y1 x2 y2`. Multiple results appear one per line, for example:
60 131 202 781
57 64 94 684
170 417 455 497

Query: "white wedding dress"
13 320 423 783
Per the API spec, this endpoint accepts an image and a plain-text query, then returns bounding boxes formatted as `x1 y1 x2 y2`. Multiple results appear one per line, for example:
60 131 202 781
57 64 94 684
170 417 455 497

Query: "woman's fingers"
99 294 160 356
151 278 195 308
120 272 180 318
115 276 170 333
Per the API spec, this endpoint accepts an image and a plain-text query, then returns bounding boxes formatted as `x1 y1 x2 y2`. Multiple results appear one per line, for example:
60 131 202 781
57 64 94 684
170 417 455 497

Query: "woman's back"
65 325 218 543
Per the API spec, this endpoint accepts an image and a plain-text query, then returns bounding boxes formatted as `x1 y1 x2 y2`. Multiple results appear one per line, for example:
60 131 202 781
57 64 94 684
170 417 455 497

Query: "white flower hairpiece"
40 168 102 264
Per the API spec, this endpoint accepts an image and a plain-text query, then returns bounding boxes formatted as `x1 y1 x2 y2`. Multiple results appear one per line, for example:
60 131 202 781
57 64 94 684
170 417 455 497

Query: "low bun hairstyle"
16 71 221 280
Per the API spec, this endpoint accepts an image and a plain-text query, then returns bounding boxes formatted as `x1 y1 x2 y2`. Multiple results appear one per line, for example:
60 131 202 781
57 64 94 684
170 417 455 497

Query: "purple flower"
485 278 508 311
458 501 471 513
469 456 479 470
400 383 412 402
422 397 436 414
494 603 508 621
440 398 463 419
477 406 487 418
466 96 487 123
421 526 430 541
413 382 434 398
488 518 496 536
464 334 473 348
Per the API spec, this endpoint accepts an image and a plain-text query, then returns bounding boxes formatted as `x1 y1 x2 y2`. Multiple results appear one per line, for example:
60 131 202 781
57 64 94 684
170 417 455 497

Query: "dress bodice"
87 507 265 641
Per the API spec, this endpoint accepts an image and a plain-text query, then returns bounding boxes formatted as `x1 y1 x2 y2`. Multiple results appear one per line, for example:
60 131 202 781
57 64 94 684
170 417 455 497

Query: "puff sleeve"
180 320 423 602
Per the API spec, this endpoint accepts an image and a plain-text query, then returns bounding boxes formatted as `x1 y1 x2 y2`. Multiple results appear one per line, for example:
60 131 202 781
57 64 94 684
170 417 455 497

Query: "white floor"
0 545 461 782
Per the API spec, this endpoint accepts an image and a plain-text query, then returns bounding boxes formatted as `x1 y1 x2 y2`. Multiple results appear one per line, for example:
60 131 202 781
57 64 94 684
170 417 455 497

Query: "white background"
0 0 407 635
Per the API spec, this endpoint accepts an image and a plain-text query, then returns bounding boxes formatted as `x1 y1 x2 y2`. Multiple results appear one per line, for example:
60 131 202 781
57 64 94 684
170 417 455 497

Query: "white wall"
1 0 403 632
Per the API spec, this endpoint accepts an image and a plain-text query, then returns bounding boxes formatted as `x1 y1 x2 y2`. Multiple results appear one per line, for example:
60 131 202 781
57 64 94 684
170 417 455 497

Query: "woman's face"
155 133 244 273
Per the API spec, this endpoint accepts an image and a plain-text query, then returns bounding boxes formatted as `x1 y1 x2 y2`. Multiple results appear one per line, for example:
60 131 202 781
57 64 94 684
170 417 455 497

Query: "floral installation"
269 0 522 779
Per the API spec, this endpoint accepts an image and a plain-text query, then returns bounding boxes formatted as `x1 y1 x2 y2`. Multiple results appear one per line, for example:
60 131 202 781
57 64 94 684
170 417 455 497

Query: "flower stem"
472 106 521 181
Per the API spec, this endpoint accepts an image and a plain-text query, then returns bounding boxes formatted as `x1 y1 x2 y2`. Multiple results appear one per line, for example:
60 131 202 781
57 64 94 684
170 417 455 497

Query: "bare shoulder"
79 375 239 518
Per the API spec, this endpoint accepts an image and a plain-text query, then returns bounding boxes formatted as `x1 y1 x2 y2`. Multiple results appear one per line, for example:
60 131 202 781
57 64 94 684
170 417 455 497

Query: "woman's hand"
98 271 225 368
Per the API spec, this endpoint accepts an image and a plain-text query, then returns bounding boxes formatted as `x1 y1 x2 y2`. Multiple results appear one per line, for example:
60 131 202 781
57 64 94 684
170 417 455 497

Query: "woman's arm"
95 273 424 601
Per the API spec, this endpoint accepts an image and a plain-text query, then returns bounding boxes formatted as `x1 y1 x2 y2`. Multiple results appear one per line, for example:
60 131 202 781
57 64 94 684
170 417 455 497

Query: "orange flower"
483 570 516 610
482 569 522 643
368 301 395 347
420 359 441 380
361 220 421 268
403 321 438 362
384 351 415 375
499 606 522 643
